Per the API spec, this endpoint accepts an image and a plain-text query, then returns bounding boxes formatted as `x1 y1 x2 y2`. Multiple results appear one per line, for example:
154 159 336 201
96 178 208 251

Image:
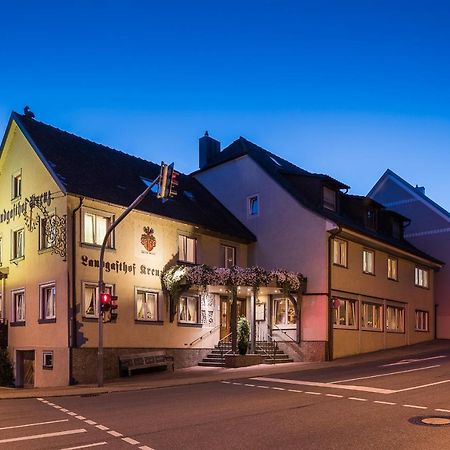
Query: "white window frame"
323 186 336 211
333 298 358 329
333 238 347 267
39 213 55 251
178 295 199 324
415 267 429 288
247 194 260 217
415 310 429 332
178 235 197 263
135 288 159 322
39 282 56 321
386 304 405 333
362 249 375 275
11 228 25 260
387 256 398 281
11 169 22 200
361 301 383 331
42 351 53 369
222 245 236 268
81 208 114 247
11 289 25 323
82 282 114 318
273 297 296 328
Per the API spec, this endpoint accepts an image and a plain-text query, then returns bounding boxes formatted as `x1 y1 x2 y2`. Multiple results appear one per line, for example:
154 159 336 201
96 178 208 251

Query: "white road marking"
96 425 109 431
305 391 321 395
0 419 69 430
139 446 155 450
395 379 450 392
122 437 140 445
85 420 97 425
403 404 427 409
348 397 368 402
374 401 396 405
0 428 87 443
435 408 450 413
232 382 242 385
108 430 123 437
36 397 44 401
60 442 107 450
326 394 343 398
288 389 303 393
67 412 78 416
53 405 63 409
221 381 231 384
244 384 255 387
257 385 269 389
47 402 55 406
251 377 395 394
75 415 86 420
271 387 285 391
381 355 446 367
60 409 68 412
330 365 441 383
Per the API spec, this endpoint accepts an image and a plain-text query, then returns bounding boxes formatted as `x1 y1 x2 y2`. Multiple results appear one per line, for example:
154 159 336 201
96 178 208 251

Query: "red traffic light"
169 170 179 197
100 292 111 312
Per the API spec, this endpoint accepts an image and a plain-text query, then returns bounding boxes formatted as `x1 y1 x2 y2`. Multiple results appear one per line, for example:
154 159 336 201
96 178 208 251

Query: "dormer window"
392 220 401 239
323 187 336 211
366 208 377 230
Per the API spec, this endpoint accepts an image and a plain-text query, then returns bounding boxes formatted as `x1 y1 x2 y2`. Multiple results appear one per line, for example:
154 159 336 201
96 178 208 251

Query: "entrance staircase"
198 341 293 367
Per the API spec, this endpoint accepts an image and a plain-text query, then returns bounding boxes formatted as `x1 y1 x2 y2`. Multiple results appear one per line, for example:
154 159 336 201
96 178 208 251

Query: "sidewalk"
1 339 449 400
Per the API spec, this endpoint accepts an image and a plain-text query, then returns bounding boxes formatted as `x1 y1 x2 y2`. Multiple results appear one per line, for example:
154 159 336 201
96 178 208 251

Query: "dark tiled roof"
11 113 255 243
195 136 443 265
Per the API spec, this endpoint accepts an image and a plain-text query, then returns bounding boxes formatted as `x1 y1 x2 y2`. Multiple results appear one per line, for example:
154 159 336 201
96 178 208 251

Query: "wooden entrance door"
220 297 247 339
18 351 35 388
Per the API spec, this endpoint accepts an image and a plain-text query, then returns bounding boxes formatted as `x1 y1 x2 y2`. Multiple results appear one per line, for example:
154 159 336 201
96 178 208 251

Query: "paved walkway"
1 340 449 400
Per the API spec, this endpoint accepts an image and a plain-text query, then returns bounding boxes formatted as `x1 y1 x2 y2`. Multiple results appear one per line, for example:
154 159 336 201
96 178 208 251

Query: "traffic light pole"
97 175 160 387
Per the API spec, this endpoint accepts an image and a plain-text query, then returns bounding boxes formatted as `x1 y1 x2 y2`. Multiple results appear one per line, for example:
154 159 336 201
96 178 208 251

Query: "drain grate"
409 416 450 427
79 393 101 398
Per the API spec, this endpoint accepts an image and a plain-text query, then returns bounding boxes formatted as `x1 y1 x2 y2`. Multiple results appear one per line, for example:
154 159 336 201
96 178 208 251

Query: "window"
222 245 236 268
363 249 375 274
247 195 260 216
0 290 3 321
178 235 196 263
333 298 357 329
273 298 296 326
42 351 53 369
387 257 398 281
135 289 159 321
392 220 401 239
415 267 429 288
82 210 113 247
323 187 336 211
83 282 113 318
12 228 24 260
415 310 429 332
333 239 347 267
11 170 22 200
0 236 2 266
40 283 56 321
39 215 55 250
12 289 25 323
361 302 382 331
179 296 199 323
366 208 377 229
386 305 405 333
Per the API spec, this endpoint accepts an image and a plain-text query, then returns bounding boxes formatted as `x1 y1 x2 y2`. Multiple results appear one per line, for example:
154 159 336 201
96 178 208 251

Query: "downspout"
327 226 341 361
69 197 83 384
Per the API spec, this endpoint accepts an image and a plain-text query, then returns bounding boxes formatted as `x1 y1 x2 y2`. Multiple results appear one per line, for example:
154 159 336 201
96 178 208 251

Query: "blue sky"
1 1 450 208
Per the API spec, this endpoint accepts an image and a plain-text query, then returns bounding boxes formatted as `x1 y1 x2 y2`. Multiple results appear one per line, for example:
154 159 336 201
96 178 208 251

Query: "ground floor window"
386 305 405 333
40 283 56 321
361 302 382 331
415 310 429 331
179 296 199 324
42 351 53 369
83 282 113 318
273 298 296 326
333 298 357 328
135 289 159 321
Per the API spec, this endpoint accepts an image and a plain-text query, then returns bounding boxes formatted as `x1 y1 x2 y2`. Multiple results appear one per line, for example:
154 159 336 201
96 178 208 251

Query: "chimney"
199 131 220 169
415 184 425 195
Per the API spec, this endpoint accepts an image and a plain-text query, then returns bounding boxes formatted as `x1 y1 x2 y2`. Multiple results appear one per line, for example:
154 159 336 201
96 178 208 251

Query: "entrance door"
18 351 35 388
220 297 247 339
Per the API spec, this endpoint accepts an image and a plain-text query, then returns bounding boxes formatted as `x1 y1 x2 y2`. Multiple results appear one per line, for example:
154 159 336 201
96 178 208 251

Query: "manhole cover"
409 416 450 427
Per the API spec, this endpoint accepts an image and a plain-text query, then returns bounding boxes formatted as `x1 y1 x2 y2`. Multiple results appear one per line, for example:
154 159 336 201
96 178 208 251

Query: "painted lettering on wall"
0 190 52 225
81 255 161 277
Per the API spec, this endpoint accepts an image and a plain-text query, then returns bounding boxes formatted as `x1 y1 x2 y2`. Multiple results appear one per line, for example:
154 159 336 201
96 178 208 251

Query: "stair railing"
272 324 297 343
185 324 220 347
256 330 279 364
218 332 232 363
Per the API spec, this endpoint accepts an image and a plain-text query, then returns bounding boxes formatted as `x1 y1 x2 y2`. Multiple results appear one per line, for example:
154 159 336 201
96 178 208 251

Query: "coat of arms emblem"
141 226 156 252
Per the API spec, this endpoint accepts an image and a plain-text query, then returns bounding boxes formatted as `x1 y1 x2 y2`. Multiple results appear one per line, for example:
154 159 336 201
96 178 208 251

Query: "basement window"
42 351 53 370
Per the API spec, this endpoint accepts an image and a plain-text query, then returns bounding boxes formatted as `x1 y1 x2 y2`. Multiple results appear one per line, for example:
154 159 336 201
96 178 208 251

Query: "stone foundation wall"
72 347 211 384
277 340 326 362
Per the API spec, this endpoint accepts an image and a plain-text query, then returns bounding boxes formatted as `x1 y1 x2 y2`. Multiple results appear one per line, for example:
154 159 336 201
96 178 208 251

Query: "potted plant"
237 316 250 355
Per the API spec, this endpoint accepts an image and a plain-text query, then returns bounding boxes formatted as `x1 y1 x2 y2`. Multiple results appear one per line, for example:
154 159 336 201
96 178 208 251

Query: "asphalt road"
2 345 450 449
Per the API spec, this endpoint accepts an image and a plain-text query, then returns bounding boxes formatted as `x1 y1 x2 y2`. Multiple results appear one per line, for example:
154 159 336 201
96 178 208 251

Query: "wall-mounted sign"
140 226 156 253
0 190 52 225
81 255 162 277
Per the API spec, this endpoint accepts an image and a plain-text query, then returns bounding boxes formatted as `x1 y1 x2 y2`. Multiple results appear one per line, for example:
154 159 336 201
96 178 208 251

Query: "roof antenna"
204 130 209 137
23 106 35 119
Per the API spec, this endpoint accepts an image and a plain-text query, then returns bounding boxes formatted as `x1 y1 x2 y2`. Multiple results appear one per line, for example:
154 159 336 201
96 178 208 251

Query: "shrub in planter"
237 316 250 355
0 349 14 386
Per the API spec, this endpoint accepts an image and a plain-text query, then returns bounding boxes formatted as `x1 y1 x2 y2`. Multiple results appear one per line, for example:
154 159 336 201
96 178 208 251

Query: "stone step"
198 361 225 367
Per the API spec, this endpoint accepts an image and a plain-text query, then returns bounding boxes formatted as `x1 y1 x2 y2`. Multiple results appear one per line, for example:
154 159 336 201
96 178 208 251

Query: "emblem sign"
141 226 156 252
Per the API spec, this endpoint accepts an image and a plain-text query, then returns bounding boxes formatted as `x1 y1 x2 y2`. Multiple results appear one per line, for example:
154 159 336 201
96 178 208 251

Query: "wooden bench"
119 351 174 377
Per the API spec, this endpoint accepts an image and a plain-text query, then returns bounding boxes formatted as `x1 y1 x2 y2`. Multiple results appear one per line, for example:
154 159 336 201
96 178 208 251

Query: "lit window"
178 235 196 263
323 187 336 211
83 282 113 318
40 283 56 321
12 289 25 323
12 229 24 260
361 302 382 331
247 195 260 216
333 239 347 267
273 298 296 326
135 289 159 321
11 171 22 200
0 236 3 266
179 296 199 323
386 305 405 333
39 215 55 251
415 267 429 288
363 249 375 274
42 351 53 369
387 257 398 281
222 245 236 268
415 310 429 332
333 298 357 329
82 210 113 247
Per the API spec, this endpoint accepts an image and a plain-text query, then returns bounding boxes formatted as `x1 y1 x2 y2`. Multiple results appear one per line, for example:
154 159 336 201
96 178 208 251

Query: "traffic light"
110 295 118 321
169 169 179 197
157 162 179 200
100 292 111 313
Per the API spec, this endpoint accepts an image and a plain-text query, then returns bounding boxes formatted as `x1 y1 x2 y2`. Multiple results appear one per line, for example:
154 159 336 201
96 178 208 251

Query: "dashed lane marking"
139 446 155 450
244 384 255 387
60 442 107 450
403 404 427 409
108 430 123 438
374 401 396 405
305 391 321 395
0 419 69 430
75 415 86 420
435 408 450 413
122 437 140 445
326 394 344 398
96 425 109 431
348 397 368 402
84 420 97 425
288 389 303 393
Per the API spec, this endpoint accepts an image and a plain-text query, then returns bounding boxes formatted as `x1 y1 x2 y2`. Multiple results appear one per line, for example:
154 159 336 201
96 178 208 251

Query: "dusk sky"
2 1 450 209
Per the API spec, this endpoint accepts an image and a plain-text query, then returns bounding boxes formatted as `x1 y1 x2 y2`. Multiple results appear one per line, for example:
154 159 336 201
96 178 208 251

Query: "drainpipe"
69 197 83 384
327 226 341 361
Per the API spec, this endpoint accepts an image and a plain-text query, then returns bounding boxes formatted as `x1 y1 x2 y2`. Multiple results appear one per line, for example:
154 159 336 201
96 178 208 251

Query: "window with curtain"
222 245 236 268
333 239 347 267
386 305 405 332
83 283 113 318
82 210 113 247
415 310 429 332
415 267 429 288
363 249 375 274
40 283 56 320
135 290 158 321
333 298 357 329
178 235 196 263
12 290 25 323
273 298 296 326
361 302 382 331
387 257 398 280
179 296 199 323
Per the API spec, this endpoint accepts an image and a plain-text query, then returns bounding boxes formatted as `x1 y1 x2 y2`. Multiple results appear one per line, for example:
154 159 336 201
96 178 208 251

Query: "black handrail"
185 324 220 347
272 324 297 343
